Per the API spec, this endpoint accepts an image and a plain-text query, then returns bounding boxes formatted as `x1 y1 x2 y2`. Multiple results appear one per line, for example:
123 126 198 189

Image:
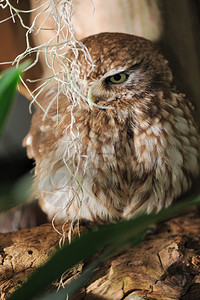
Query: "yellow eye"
108 73 128 84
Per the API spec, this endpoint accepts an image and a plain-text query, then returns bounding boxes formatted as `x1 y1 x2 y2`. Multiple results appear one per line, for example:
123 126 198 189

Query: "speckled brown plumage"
23 32 200 223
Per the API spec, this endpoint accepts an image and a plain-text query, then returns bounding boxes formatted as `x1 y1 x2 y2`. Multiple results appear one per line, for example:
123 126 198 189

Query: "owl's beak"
86 86 114 110
87 86 96 108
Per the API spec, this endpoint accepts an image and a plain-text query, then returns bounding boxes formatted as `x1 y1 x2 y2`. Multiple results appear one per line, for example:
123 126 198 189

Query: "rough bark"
1 208 200 300
0 222 88 299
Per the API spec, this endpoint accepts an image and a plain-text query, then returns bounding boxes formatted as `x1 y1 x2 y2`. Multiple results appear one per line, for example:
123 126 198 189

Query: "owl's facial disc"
85 66 141 105
85 72 130 107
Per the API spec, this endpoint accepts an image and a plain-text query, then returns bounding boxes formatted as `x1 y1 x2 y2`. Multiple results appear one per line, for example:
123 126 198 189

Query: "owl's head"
67 32 172 106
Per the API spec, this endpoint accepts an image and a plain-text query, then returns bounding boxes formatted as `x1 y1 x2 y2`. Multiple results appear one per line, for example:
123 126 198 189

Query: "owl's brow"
103 67 128 78
127 60 144 71
128 59 148 72
105 60 145 78
102 60 145 80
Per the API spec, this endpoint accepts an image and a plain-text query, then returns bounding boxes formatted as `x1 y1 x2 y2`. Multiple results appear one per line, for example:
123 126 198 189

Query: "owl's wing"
23 91 62 161
23 112 44 160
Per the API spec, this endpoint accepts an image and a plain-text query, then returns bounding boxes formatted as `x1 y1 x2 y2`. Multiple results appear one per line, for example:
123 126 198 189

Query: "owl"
23 32 200 224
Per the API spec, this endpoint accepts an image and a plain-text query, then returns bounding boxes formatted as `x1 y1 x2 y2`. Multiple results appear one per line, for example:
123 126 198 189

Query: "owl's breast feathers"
23 89 200 222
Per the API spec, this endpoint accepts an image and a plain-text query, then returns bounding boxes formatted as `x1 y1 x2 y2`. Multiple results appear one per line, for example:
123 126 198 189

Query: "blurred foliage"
0 61 30 136
0 61 32 212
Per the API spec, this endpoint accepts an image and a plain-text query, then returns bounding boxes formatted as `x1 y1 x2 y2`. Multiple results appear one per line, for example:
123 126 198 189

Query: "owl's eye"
106 73 128 84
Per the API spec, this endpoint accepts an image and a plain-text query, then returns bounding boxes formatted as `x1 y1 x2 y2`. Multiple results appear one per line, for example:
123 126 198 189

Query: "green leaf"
40 247 111 300
0 60 30 137
40 232 145 300
9 195 200 300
